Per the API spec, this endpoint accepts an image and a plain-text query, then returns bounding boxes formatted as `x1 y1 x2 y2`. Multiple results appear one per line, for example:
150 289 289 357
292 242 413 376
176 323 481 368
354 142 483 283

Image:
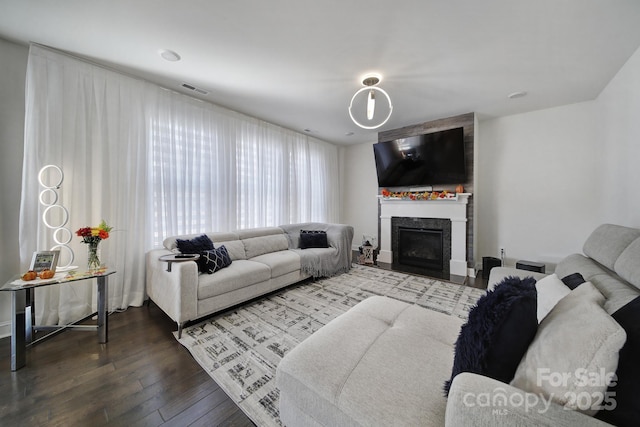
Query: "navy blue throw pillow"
444 276 538 396
561 272 586 290
176 234 214 254
202 246 232 274
176 234 214 273
595 296 640 426
299 230 329 249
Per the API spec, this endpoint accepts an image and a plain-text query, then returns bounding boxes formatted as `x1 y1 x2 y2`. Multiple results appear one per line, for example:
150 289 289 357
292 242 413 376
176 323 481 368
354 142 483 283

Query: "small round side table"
158 253 200 272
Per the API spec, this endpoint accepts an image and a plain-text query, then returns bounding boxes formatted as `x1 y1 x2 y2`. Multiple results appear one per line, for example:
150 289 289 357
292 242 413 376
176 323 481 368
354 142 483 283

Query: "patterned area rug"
175 264 486 427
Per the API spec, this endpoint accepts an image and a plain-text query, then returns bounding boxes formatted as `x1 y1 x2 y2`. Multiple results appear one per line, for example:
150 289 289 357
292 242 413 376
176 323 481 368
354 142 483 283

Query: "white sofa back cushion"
212 240 247 261
243 235 289 259
582 224 640 271
614 238 640 289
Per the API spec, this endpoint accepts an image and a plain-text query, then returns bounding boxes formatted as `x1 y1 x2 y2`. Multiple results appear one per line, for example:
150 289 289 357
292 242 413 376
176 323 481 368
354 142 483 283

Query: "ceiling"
1 0 640 145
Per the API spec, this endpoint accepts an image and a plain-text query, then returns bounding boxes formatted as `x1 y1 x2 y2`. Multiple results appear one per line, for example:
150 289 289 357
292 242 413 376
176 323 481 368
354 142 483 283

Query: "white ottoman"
276 296 463 427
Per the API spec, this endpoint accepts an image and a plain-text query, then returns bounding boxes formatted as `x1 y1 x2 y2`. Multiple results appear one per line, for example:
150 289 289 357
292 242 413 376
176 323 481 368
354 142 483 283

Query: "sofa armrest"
325 223 354 263
445 373 614 427
145 248 199 324
488 266 548 290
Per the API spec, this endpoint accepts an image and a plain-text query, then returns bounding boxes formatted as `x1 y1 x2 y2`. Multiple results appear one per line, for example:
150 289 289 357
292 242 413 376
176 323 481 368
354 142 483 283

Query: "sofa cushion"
444 276 537 395
555 253 611 280
211 239 246 261
596 296 640 426
202 246 232 274
614 237 640 290
250 250 301 278
243 234 289 259
536 274 570 322
197 260 271 299
582 224 640 271
276 296 463 427
235 226 284 240
555 253 639 314
511 281 626 415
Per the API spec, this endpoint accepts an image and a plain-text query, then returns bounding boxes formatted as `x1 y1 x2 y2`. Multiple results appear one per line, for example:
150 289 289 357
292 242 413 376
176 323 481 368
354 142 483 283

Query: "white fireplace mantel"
378 194 471 277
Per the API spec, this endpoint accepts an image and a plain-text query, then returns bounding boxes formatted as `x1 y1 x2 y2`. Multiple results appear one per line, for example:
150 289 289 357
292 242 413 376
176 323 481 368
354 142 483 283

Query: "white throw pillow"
511 281 626 415
535 274 570 322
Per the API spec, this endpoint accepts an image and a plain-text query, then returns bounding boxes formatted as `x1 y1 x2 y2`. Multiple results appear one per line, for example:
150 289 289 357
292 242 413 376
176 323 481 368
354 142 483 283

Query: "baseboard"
0 320 10 339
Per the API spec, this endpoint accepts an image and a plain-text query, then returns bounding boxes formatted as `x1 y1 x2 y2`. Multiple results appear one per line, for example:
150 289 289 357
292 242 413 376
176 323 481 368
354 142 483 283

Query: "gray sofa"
276 223 640 426
146 222 354 337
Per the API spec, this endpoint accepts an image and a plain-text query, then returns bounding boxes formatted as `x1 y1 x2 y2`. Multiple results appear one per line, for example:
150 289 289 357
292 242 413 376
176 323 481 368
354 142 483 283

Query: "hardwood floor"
0 303 255 427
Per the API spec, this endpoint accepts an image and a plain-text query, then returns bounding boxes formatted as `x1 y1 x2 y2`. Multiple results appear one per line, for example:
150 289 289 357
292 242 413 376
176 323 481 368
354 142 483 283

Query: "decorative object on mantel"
348 73 393 130
76 220 113 270
455 184 464 193
380 188 459 200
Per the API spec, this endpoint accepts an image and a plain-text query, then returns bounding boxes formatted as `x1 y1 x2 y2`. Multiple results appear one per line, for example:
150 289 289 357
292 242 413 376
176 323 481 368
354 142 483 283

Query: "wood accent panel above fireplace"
377 112 475 270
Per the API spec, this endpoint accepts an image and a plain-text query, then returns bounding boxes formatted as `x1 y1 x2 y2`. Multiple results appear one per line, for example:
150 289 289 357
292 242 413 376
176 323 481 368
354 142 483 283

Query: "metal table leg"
10 289 26 371
25 288 34 343
97 275 108 343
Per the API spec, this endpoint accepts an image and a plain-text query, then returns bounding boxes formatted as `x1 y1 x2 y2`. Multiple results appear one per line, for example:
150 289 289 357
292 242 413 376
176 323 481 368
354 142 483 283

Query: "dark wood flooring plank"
0 302 255 427
190 398 244 427
160 386 232 426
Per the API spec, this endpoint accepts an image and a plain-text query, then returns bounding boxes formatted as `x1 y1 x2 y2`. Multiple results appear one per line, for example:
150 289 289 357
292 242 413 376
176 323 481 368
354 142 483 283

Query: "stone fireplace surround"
378 194 471 277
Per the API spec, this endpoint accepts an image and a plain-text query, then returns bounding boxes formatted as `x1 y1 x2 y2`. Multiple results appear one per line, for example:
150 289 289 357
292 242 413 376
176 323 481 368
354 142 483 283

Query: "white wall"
599 45 640 227
476 101 601 269
0 39 28 337
340 140 379 250
477 45 640 270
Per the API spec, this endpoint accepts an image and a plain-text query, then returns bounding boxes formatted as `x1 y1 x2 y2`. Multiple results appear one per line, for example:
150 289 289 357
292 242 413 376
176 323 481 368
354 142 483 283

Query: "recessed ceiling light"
508 91 527 99
159 49 181 62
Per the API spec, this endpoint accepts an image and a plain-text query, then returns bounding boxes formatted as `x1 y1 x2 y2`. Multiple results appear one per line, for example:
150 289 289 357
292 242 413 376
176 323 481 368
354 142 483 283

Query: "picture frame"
29 250 60 272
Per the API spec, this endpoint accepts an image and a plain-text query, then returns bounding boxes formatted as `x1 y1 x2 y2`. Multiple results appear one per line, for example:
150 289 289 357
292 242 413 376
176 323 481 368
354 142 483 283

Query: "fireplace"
378 194 470 277
392 217 451 278
398 228 443 270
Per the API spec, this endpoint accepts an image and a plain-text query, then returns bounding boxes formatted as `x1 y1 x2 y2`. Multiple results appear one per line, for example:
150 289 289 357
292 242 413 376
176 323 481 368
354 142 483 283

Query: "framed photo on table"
29 250 60 272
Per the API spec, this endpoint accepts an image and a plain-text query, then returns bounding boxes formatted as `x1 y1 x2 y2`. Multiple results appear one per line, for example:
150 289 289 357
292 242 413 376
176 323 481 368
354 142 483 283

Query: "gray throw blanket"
279 222 354 278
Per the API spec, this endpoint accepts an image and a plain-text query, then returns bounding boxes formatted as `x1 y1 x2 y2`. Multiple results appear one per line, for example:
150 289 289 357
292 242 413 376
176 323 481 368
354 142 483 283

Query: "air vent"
181 83 209 95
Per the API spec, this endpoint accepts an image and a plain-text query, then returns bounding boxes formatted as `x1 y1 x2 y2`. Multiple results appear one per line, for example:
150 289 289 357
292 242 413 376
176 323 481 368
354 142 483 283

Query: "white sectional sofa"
277 224 640 426
146 222 353 337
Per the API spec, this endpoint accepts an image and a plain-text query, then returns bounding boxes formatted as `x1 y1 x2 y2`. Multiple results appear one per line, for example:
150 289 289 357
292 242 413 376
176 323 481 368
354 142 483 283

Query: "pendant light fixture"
349 74 393 130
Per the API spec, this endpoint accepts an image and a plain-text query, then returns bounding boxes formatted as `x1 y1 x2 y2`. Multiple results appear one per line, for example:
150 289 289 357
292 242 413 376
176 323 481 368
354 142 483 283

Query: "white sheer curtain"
20 44 340 325
21 45 152 324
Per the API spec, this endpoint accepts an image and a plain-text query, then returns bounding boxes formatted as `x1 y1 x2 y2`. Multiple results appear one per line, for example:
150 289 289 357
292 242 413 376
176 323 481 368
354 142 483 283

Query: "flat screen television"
373 127 467 187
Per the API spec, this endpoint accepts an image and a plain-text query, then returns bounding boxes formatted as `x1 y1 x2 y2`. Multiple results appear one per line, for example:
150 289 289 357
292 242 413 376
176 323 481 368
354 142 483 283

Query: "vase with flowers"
76 220 113 270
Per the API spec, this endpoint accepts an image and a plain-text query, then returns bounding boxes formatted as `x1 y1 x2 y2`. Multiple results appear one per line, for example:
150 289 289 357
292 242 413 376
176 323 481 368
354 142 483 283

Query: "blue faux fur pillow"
443 276 538 396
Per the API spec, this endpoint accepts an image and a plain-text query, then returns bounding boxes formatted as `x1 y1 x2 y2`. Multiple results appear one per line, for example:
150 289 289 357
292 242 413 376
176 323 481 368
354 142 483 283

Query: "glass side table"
0 268 115 371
